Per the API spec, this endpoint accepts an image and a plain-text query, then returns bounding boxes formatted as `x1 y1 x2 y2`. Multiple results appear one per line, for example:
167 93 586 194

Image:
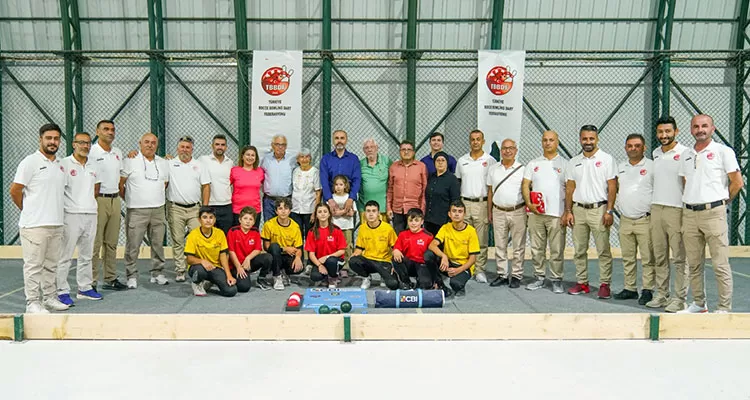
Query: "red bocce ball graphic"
486 65 516 96
261 66 293 96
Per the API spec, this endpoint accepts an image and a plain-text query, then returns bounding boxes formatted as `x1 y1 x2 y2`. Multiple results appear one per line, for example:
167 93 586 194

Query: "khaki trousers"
572 205 613 284
167 202 200 274
528 213 565 280
56 213 96 294
492 207 527 279
464 199 488 274
20 226 63 305
619 215 655 291
650 204 688 302
124 206 166 280
682 205 733 311
93 196 122 284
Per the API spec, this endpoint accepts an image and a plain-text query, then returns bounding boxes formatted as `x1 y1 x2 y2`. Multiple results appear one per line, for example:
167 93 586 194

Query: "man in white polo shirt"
9 123 69 313
522 130 567 294
649 116 689 312
120 132 169 288
199 134 234 234
167 135 210 282
486 138 526 288
455 129 496 283
563 125 617 299
57 132 103 307
678 114 743 313
614 133 655 305
90 119 128 291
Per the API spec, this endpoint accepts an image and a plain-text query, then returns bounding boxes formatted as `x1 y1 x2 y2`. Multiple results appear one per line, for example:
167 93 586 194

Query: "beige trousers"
528 213 565 280
167 202 201 274
650 204 688 302
464 199 488 274
92 196 122 284
20 226 63 304
492 207 527 279
619 215 655 291
572 205 613 284
124 206 166 280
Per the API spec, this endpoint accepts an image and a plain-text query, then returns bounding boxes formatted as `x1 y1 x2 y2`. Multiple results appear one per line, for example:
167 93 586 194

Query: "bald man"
487 139 526 288
522 131 567 293
119 133 170 289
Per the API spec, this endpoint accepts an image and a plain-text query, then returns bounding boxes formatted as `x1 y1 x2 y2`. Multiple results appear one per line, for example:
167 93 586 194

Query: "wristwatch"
606 209 614 215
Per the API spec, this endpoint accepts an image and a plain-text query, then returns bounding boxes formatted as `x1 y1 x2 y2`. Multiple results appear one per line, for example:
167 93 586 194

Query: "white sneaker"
191 282 207 296
127 278 138 289
303 265 312 275
43 297 70 311
281 272 290 286
526 277 545 291
273 276 285 290
475 272 488 283
379 281 386 287
150 274 169 285
677 302 708 314
360 276 371 290
203 281 214 291
175 272 186 282
25 301 49 314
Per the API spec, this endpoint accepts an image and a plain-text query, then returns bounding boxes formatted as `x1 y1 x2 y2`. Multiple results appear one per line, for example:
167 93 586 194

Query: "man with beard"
320 130 361 224
167 135 210 282
420 132 457 175
10 123 70 313
199 134 233 234
678 114 743 313
387 140 427 234
648 116 689 312
563 125 617 299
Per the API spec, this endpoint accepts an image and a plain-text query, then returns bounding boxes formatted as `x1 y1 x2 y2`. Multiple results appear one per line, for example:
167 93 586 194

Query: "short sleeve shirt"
167 158 211 205
184 227 229 269
615 158 654 219
434 222 480 275
566 149 616 204
226 226 263 266
523 154 567 217
198 154 233 206
486 161 524 207
261 217 303 248
394 229 433 264
355 221 397 262
679 140 740 204
121 154 169 208
89 143 123 194
292 167 322 214
652 143 688 208
61 155 100 214
455 152 496 198
13 151 66 228
305 226 347 260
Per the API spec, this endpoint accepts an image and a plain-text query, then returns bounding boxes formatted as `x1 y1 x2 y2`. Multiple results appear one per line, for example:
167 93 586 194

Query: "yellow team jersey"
355 221 397 262
435 222 480 275
184 227 229 269
261 217 303 248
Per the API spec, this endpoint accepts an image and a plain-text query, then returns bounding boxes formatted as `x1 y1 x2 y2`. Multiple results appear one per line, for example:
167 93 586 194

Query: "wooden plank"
0 246 175 260
660 314 750 339
0 314 13 340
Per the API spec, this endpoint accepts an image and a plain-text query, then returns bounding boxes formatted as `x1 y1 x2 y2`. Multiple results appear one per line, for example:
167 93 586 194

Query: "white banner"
477 50 526 153
251 50 303 155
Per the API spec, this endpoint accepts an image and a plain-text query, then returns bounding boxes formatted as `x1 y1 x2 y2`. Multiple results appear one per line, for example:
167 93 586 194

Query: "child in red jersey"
392 208 434 289
227 207 273 291
305 203 347 288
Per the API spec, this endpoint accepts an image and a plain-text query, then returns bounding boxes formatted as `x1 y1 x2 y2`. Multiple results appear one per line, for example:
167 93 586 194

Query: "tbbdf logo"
486 65 516 96
261 65 294 96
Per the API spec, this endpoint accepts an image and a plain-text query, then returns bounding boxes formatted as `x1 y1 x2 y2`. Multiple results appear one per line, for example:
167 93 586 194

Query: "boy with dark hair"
392 208 434 289
425 199 480 297
261 198 303 290
227 206 273 291
349 200 400 289
185 207 236 297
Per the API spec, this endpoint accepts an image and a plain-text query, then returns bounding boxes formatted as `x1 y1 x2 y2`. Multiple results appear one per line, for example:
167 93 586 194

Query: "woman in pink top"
230 145 264 228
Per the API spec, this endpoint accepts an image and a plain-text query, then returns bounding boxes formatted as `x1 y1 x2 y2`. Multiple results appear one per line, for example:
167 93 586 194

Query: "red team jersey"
305 226 347 260
227 226 263 269
394 229 433 264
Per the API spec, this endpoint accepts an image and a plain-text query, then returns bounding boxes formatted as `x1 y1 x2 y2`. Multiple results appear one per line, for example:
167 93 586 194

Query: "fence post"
0 36 3 244
734 0 750 245
60 0 83 156
405 0 418 144
234 0 250 148
147 0 166 156
490 0 505 49
321 0 332 154
651 0 675 150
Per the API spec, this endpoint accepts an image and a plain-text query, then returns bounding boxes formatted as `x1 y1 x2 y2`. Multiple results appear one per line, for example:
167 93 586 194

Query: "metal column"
405 0 418 143
733 0 750 244
147 0 166 156
321 0 332 153
651 0 675 150
60 0 83 156
234 0 250 147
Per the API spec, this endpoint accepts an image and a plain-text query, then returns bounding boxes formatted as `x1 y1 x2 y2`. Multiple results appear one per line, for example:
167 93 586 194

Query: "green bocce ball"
340 301 352 313
330 308 341 314
318 305 330 314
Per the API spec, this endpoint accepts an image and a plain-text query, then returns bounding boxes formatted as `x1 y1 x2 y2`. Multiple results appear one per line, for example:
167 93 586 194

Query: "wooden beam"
659 314 750 339
0 314 13 340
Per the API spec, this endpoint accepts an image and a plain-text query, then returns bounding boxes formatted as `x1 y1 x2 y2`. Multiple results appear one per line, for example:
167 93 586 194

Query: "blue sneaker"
77 289 103 301
58 293 75 306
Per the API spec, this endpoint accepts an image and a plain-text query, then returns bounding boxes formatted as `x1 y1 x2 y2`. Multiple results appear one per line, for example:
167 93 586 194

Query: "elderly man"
359 138 391 222
261 134 297 222
487 139 526 288
678 114 743 313
199 134 234 234
420 132 457 175
166 135 210 282
320 130 361 217
120 133 169 289
387 140 428 233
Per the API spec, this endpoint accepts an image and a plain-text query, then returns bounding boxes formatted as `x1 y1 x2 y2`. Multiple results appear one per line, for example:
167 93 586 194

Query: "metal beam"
60 0 83 156
321 0 332 154
733 0 750 244
0 35 3 243
405 0 418 144
490 0 505 49
147 0 166 156
650 0 675 151
234 0 250 147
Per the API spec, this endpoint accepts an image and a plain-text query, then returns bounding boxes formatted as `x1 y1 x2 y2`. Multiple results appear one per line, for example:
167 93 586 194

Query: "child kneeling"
262 198 304 290
227 206 273 291
185 207 238 297
306 203 347 288
392 208 434 289
349 200 406 290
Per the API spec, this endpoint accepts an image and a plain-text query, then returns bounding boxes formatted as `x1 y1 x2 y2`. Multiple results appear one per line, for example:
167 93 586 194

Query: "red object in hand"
526 191 545 214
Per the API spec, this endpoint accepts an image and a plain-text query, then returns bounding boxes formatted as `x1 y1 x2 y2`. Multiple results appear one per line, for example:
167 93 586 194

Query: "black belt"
461 196 488 202
685 200 726 211
172 202 200 209
623 212 651 219
493 203 525 212
264 194 291 201
574 201 607 209
98 193 118 198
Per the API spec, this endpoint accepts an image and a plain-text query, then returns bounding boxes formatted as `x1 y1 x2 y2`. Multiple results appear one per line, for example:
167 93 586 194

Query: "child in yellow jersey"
349 200 407 290
426 200 480 298
185 207 236 297
262 198 303 291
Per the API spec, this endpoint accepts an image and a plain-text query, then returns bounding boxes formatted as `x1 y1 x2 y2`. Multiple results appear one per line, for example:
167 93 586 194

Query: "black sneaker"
257 277 272 291
441 284 453 298
102 279 127 291
638 289 653 306
614 289 639 300
509 277 521 289
455 289 466 297
490 277 509 287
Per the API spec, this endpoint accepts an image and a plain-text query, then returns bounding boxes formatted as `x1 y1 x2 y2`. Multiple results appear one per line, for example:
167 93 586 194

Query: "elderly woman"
358 138 391 222
291 147 321 240
424 151 460 235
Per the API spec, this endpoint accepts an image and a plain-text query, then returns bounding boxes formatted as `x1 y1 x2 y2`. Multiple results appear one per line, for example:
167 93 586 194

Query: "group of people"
11 114 742 314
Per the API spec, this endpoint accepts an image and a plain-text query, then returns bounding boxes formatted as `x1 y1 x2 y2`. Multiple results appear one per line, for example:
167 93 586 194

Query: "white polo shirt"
13 151 66 228
652 142 688 208
89 142 123 195
566 149 616 204
524 154 567 217
487 161 524 207
167 158 211 205
121 153 169 209
199 154 233 206
679 139 740 205
455 152 496 198
61 155 100 214
616 158 654 219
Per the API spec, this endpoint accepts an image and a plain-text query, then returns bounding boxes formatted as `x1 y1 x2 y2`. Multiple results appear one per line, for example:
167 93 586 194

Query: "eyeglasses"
272 143 287 147
179 136 194 143
143 156 160 181
501 146 517 151
74 140 91 146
